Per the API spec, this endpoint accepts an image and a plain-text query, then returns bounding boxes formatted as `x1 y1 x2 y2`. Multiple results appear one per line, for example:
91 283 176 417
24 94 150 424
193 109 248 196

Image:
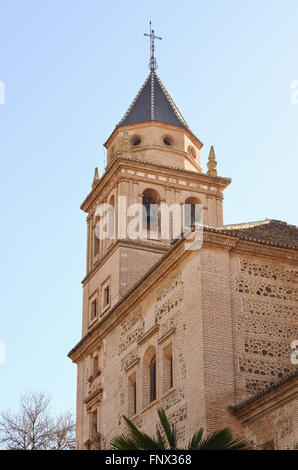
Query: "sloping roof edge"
230 370 298 413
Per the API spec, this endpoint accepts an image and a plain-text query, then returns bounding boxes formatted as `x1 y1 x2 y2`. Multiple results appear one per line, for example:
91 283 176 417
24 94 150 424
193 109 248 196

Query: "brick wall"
74 244 297 450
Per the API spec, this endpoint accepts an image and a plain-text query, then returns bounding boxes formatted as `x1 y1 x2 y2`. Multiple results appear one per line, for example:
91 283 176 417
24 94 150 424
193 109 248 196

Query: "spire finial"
207 146 218 176
144 20 162 71
92 167 99 190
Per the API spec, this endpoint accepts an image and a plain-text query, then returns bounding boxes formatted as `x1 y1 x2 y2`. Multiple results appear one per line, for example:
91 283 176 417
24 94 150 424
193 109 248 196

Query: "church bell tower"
80 23 230 336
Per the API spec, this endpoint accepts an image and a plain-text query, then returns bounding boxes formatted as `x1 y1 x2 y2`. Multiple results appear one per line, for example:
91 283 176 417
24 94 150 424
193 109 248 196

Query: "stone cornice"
230 240 298 264
232 375 298 424
203 231 297 262
84 388 103 412
203 232 238 250
158 327 176 344
81 157 231 213
81 162 121 212
82 238 169 286
124 358 140 373
138 324 160 346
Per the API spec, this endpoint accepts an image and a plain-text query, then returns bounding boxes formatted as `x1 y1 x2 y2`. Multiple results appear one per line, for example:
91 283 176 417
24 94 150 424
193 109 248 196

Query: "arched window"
184 197 201 228
142 189 160 233
149 355 156 402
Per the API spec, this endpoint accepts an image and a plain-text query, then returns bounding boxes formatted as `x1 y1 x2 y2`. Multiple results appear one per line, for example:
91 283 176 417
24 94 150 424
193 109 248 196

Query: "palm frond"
157 408 177 450
110 435 139 450
198 428 252 450
187 428 204 450
112 415 162 450
156 429 167 450
109 408 252 451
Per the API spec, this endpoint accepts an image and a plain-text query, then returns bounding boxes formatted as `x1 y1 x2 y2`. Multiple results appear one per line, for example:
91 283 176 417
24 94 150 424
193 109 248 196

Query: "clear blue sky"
0 0 297 417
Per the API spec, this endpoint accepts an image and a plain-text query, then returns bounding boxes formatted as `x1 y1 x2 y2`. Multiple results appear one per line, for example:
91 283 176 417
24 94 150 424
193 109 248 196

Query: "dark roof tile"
209 219 298 249
117 72 189 129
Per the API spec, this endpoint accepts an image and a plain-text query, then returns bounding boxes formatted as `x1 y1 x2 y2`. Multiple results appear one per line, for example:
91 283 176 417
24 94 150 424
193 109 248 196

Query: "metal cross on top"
144 21 162 71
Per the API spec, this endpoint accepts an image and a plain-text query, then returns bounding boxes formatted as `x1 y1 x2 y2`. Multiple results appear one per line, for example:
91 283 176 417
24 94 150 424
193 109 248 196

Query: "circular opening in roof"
132 136 141 146
163 137 172 146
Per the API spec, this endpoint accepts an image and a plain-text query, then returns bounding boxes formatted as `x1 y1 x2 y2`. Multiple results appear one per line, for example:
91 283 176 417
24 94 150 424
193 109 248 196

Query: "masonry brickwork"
69 73 297 450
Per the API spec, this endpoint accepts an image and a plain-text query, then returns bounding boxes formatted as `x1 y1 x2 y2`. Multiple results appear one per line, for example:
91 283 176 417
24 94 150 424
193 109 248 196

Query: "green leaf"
110 435 139 450
157 408 177 450
187 428 204 450
109 409 252 451
198 428 252 450
114 415 162 450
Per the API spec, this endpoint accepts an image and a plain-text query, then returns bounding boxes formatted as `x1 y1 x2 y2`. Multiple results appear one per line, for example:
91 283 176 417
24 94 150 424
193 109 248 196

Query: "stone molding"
81 156 231 213
138 324 160 346
232 376 298 424
84 387 103 412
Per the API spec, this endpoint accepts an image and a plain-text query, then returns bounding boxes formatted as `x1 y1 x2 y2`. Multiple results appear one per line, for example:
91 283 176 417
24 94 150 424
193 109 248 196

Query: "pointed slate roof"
116 71 190 130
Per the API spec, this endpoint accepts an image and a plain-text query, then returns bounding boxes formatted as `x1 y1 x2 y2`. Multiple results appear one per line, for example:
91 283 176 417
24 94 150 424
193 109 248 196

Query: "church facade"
68 59 298 450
